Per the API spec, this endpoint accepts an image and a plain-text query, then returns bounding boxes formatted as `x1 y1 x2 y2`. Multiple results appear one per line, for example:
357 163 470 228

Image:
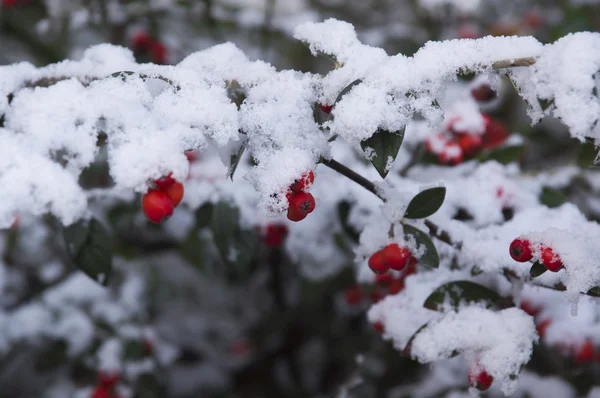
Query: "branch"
320 158 384 200
321 157 461 248
491 57 536 69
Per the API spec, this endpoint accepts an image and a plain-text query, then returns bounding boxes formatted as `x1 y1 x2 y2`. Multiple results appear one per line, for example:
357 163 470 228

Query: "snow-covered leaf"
423 281 501 312
360 128 405 179
403 224 439 268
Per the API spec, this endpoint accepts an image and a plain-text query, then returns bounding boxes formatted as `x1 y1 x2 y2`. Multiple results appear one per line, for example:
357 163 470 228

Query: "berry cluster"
132 32 168 65
425 114 508 165
258 223 289 248
91 372 121 398
368 243 417 274
509 238 564 272
286 171 316 222
142 174 184 223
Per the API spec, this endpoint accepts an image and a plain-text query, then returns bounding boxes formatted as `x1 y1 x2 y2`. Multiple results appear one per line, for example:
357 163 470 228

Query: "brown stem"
491 57 537 69
321 157 461 248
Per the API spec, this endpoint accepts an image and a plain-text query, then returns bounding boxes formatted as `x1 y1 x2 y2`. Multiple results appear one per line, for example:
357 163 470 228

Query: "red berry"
482 116 509 149
143 339 153 355
164 181 184 207
457 134 483 156
319 104 333 114
509 238 533 262
541 246 563 272
185 151 198 162
370 289 384 303
457 25 478 39
262 224 289 248
468 369 494 391
142 190 174 223
132 31 152 51
388 279 405 295
368 250 388 274
98 372 120 388
425 132 449 155
383 244 413 271
290 171 315 193
344 285 363 306
575 339 595 364
520 300 540 317
91 387 111 398
375 272 394 287
471 84 497 102
372 321 385 333
287 192 316 222
439 142 464 165
536 318 551 339
151 41 168 64
523 11 542 28
154 174 175 190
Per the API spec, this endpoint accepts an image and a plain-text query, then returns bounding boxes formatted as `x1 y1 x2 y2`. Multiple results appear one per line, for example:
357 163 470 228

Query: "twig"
491 57 537 69
321 157 461 248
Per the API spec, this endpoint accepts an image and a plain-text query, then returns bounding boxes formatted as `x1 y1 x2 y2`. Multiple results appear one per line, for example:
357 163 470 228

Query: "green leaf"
210 201 259 274
63 218 112 286
423 281 500 312
587 287 600 297
578 141 598 168
530 261 547 278
540 187 567 208
334 79 362 105
360 128 405 179
485 145 524 165
337 200 359 242
537 98 554 112
403 224 439 268
195 202 214 229
402 323 428 357
227 138 247 180
404 187 446 219
123 340 146 360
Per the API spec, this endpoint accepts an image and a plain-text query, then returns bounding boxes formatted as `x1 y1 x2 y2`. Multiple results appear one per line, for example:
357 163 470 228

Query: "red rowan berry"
142 190 174 223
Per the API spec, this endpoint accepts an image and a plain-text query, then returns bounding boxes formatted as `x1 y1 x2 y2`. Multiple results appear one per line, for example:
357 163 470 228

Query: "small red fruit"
439 143 464 165
375 273 394 287
319 104 333 114
471 84 497 102
482 116 509 149
154 174 175 190
368 250 388 274
290 171 315 193
540 246 563 272
388 279 405 295
509 238 533 262
457 25 478 39
132 31 152 51
91 387 111 398
185 151 198 162
372 321 385 334
520 300 540 317
98 372 120 388
425 132 449 155
142 190 174 223
370 289 384 303
536 318 551 339
344 285 363 306
468 369 494 391
457 134 483 156
164 181 184 207
575 339 595 364
383 244 413 271
287 192 316 222
523 11 542 28
151 41 168 64
262 224 289 248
